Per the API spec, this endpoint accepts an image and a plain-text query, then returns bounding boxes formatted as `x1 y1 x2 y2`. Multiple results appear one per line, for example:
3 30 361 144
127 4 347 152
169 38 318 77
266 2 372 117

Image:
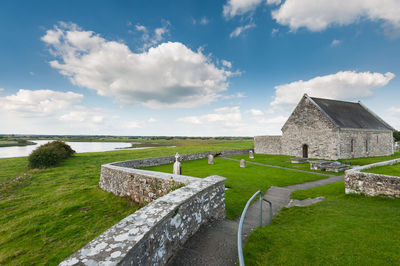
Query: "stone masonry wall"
338 129 394 159
100 165 199 204
112 149 252 169
61 175 226 266
59 150 244 265
281 96 340 160
345 158 400 197
254 135 282 155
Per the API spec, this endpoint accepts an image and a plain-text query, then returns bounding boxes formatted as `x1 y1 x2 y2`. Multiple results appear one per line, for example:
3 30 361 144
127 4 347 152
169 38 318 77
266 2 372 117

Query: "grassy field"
229 154 343 175
243 181 400 265
144 157 326 219
363 163 400 176
0 139 252 265
0 139 35 147
339 151 400 166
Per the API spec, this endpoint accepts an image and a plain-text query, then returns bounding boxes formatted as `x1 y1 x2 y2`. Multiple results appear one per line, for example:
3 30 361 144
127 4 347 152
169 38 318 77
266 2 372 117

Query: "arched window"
302 144 308 158
351 139 354 153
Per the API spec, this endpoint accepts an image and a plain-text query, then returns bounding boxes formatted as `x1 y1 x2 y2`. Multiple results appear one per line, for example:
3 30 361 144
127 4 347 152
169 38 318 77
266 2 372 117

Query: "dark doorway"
302 144 308 158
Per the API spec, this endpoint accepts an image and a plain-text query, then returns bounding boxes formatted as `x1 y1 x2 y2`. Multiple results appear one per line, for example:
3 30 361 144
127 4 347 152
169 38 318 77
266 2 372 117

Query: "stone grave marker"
173 152 182 175
240 159 246 168
249 150 254 159
208 154 214 165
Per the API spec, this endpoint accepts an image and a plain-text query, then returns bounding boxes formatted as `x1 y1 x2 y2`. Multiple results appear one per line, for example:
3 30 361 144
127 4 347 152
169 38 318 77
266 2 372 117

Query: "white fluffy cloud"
178 106 243 127
271 71 395 109
0 89 83 116
59 110 104 123
223 0 263 19
272 0 400 34
331 39 341 47
192 17 210 25
230 23 256 38
221 59 232 68
42 23 233 108
247 109 264 116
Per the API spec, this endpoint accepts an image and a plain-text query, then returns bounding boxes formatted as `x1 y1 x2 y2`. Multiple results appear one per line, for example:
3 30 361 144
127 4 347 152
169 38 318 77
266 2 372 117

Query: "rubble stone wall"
112 149 252 169
60 150 242 265
345 158 400 198
61 175 226 266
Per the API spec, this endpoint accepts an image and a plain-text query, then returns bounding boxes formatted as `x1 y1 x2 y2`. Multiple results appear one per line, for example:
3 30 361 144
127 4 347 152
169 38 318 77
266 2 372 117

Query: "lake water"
0 140 137 159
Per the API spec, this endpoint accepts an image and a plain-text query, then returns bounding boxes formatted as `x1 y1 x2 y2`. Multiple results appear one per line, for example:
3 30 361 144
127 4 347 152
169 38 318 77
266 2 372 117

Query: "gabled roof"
307 95 394 131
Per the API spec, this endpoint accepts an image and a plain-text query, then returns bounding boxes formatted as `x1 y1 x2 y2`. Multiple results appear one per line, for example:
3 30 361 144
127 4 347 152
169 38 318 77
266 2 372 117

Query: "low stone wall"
60 149 246 265
345 158 400 198
61 175 225 266
254 135 282 155
100 165 199 204
111 148 252 169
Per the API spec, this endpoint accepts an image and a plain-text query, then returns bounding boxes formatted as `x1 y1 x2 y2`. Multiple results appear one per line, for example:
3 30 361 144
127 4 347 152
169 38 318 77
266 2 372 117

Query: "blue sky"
1 0 399 136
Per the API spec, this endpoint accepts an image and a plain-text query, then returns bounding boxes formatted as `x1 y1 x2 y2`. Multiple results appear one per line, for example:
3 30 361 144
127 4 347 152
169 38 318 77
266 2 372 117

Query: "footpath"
167 159 343 266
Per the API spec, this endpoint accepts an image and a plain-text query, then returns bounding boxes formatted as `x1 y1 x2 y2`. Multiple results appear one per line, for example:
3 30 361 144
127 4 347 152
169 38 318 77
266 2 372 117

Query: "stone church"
254 94 395 160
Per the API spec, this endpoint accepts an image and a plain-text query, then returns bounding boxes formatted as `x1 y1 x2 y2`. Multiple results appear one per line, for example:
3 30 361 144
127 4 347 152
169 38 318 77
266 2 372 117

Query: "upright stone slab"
240 159 246 168
173 152 182 175
208 154 214 165
249 150 254 159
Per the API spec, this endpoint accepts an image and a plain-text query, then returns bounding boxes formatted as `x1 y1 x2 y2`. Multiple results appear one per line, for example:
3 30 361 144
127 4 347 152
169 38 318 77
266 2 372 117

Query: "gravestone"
240 159 246 168
249 150 254 159
208 154 214 165
173 152 182 175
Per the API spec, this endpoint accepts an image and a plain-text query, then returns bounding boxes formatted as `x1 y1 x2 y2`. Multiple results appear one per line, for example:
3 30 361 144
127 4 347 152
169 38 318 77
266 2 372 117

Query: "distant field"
0 139 35 147
0 139 252 265
243 182 400 265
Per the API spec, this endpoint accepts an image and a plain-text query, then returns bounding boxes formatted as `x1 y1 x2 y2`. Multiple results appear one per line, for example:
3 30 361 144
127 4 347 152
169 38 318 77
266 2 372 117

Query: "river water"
0 140 137 159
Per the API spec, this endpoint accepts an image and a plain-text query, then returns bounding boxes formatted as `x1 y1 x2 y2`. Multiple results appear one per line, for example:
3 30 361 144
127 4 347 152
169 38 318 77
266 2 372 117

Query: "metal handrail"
237 190 272 266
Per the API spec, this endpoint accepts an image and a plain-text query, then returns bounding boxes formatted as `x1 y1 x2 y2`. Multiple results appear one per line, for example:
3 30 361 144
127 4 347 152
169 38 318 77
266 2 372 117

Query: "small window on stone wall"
365 139 368 152
377 135 379 143
351 139 354 153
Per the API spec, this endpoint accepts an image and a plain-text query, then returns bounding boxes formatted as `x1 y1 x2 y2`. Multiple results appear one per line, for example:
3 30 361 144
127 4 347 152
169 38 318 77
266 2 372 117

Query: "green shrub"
394 131 400 142
28 141 75 168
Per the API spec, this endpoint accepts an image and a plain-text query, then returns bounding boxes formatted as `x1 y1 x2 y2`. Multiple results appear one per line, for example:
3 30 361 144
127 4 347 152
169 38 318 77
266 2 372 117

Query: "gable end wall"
281 96 340 160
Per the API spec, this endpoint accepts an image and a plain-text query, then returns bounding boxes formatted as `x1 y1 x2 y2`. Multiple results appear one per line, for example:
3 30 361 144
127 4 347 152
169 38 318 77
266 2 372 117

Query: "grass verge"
243 182 400 265
362 163 400 177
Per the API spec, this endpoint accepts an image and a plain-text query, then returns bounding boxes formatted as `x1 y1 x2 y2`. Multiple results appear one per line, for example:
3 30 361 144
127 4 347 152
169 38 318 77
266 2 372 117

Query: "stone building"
255 94 395 160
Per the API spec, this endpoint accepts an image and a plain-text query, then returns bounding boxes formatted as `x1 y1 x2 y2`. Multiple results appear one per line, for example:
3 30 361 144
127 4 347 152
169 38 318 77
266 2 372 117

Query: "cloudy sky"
1 0 399 136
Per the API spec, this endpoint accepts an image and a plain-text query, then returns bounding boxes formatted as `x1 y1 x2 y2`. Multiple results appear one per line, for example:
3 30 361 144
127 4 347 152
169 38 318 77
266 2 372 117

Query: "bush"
28 141 75 168
394 131 400 142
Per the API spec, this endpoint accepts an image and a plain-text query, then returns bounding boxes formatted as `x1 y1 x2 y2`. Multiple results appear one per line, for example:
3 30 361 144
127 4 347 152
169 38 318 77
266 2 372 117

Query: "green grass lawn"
363 163 400 177
339 151 400 166
0 139 252 265
243 182 400 265
144 157 326 219
229 154 343 175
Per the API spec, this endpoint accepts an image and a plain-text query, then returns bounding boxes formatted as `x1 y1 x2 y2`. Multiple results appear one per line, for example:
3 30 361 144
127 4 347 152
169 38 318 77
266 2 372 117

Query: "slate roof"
309 96 394 131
